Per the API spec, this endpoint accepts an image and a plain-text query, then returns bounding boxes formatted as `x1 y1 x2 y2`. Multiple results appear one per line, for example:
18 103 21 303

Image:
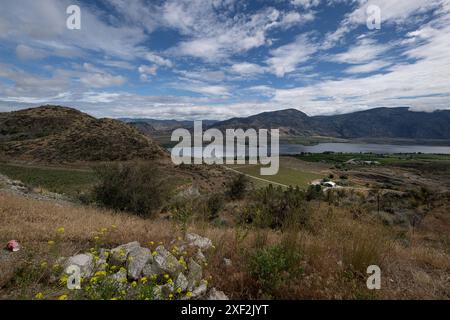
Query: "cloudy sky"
1 0 450 119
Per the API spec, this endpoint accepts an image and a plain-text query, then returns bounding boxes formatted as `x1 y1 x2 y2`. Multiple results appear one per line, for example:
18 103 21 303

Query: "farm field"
0 163 96 196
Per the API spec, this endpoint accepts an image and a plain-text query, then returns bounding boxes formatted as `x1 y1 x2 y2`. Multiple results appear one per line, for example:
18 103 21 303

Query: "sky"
0 0 450 120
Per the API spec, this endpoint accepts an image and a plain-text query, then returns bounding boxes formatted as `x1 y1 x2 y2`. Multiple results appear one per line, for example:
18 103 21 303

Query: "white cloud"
144 53 173 68
230 62 266 75
331 38 392 64
344 60 391 74
15 45 48 60
291 0 320 9
79 73 126 88
266 35 318 77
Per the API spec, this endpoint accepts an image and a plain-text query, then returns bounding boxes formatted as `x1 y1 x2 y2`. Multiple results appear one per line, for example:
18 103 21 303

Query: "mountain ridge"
0 105 166 163
211 107 450 140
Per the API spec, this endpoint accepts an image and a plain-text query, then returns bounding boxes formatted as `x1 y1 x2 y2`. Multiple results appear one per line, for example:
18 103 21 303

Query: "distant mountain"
212 107 450 140
120 118 218 133
0 106 166 163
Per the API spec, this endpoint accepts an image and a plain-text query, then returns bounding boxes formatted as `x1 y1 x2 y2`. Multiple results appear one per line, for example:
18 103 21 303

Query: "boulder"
187 258 202 290
142 262 160 278
175 272 189 291
126 247 151 280
109 241 140 266
186 233 213 251
191 280 208 298
195 249 206 263
64 253 94 277
153 246 183 276
207 288 229 300
110 268 128 289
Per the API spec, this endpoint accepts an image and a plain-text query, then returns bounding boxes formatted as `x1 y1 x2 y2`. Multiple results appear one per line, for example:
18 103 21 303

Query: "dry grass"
1 191 449 300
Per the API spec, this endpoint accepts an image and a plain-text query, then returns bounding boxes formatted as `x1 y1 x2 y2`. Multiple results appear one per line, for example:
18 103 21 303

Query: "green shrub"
248 242 303 295
92 162 171 217
206 193 224 220
242 185 310 229
226 174 249 200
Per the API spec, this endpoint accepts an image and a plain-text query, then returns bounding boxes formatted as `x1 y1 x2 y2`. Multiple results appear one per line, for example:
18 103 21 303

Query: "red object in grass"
6 240 20 252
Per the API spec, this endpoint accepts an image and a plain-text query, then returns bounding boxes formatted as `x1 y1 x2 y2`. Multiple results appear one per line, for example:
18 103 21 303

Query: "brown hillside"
0 106 167 163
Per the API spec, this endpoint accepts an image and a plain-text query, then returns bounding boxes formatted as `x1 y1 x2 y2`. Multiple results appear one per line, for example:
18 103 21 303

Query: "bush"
226 174 249 200
306 184 323 201
242 185 310 229
248 241 303 296
206 193 224 221
92 162 171 217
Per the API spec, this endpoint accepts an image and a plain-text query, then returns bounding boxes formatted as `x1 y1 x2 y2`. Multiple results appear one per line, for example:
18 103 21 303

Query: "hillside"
212 107 450 140
0 106 166 163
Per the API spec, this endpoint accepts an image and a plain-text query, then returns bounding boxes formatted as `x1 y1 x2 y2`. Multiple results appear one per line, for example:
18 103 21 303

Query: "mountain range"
210 107 450 140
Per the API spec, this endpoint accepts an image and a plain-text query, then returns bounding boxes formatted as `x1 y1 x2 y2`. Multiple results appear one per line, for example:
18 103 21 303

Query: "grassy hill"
0 106 166 163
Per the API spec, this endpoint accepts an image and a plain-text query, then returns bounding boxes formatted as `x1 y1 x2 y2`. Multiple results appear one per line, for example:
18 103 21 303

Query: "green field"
0 163 97 195
227 163 323 188
294 153 450 165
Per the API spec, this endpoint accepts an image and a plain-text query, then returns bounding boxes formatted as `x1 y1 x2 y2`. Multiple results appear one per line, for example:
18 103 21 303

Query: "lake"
170 143 450 158
280 143 450 155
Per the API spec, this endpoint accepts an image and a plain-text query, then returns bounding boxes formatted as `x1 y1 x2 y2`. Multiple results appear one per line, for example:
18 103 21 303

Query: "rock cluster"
63 233 228 300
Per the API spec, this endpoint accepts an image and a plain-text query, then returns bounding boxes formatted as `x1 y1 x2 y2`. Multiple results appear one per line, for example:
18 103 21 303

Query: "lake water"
170 143 450 158
280 143 450 155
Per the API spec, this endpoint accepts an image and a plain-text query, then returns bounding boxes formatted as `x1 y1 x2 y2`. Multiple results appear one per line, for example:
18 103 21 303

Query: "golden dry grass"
1 191 449 300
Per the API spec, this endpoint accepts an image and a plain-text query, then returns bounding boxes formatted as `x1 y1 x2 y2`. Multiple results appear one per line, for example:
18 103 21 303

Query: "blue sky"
0 0 450 119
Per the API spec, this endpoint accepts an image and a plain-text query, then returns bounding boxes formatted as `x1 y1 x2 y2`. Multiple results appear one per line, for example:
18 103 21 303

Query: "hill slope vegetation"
0 106 166 163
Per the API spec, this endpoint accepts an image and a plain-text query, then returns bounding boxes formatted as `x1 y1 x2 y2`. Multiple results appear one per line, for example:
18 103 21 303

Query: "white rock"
191 281 208 298
110 241 140 266
127 247 152 280
195 249 206 263
187 258 202 290
64 253 94 277
142 262 160 278
207 288 229 300
186 233 213 250
153 246 183 276
175 272 189 291
110 269 129 289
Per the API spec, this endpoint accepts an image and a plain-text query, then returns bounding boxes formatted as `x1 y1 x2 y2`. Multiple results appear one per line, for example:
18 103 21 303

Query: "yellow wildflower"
40 261 48 268
35 292 44 300
176 288 182 294
140 277 148 284
94 271 107 277
94 236 100 241
57 227 65 234
152 251 157 256
59 275 69 286
163 274 169 279
58 294 68 300
47 240 55 245
168 294 174 299
131 281 137 287
186 292 192 298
